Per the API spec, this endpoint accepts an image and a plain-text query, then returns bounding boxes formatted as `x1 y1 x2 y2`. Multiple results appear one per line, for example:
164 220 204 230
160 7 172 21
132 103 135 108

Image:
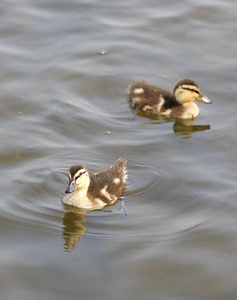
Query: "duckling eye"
79 170 86 176
75 170 86 180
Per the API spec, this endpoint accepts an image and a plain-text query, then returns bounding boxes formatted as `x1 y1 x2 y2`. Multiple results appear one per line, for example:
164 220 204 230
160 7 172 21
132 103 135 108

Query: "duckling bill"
128 79 212 119
62 158 127 210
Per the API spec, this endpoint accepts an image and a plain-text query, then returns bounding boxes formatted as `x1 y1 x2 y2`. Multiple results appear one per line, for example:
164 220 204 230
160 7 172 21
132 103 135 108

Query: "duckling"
128 79 212 119
62 158 127 210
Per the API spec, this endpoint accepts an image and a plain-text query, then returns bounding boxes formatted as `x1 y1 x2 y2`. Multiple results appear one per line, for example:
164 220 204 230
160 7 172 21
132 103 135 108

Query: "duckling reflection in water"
173 118 211 137
62 158 128 215
128 79 212 119
62 209 87 251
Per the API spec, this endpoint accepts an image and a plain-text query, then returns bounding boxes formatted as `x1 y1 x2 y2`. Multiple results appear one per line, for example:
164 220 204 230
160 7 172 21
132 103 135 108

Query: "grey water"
1 0 237 299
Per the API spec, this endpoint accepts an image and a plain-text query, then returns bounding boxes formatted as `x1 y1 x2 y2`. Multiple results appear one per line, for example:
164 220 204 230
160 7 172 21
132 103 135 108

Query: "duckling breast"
170 102 200 119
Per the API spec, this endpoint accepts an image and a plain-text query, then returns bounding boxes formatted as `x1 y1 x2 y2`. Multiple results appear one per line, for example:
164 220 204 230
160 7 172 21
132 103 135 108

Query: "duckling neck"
75 187 88 199
181 102 200 119
62 187 91 208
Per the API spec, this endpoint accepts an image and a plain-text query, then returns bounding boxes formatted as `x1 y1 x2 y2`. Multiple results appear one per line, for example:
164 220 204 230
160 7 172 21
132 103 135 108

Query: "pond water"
1 0 237 299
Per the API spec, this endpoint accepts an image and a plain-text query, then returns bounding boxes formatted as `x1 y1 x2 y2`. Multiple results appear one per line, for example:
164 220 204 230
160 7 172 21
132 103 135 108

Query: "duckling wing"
88 159 127 205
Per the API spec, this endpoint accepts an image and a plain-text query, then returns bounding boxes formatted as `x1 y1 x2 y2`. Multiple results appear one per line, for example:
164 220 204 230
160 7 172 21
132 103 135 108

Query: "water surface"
1 1 237 299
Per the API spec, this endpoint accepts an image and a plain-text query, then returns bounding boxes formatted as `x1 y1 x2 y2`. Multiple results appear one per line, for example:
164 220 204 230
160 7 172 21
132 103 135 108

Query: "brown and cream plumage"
62 158 127 210
128 79 212 119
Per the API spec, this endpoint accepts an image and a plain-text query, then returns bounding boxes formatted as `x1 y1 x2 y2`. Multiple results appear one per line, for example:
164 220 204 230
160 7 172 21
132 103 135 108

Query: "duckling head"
174 79 212 105
65 165 90 194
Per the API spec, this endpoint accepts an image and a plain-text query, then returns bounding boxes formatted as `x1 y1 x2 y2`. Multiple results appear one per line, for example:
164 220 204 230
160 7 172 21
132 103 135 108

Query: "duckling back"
88 158 127 206
128 80 179 113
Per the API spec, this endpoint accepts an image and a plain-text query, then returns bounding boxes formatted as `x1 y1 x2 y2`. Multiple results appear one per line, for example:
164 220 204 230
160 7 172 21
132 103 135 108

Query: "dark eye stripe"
182 87 200 94
75 170 86 180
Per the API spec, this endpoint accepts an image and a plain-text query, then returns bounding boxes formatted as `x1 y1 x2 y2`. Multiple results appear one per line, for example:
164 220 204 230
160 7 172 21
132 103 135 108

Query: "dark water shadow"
62 205 88 252
131 107 172 124
61 200 126 251
131 108 211 138
173 118 211 139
